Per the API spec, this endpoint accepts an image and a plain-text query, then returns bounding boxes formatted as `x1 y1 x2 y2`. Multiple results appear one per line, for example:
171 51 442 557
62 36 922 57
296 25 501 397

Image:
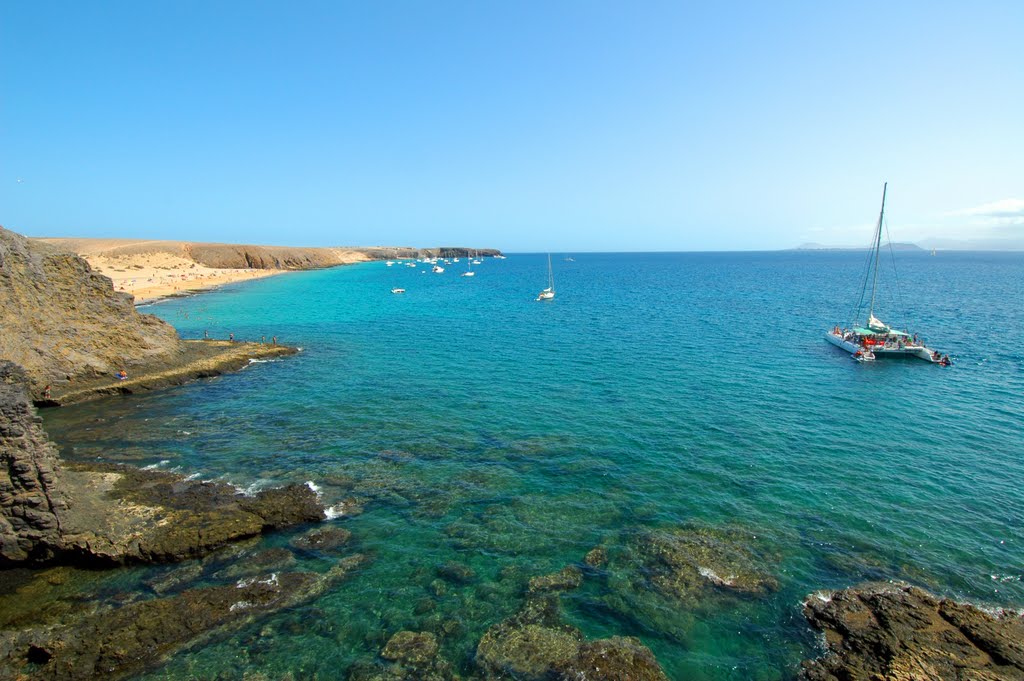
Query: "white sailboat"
536 254 555 301
462 257 475 276
824 183 950 365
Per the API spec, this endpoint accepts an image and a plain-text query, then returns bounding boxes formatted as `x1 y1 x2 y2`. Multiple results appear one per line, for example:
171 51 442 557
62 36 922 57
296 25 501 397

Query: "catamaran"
536 254 555 301
825 183 949 365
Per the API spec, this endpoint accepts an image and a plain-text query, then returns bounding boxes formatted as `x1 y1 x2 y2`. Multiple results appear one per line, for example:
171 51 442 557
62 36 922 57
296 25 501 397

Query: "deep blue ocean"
39 251 1024 679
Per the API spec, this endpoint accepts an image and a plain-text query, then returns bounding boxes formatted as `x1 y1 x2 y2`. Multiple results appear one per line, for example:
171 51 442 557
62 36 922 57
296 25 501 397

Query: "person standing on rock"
229 333 234 342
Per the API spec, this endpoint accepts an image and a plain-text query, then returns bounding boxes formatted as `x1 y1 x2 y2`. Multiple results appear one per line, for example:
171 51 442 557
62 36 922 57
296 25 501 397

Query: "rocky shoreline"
4 224 1023 679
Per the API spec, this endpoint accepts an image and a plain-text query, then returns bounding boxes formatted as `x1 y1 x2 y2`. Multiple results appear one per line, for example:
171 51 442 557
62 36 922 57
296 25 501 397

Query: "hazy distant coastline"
793 238 1024 251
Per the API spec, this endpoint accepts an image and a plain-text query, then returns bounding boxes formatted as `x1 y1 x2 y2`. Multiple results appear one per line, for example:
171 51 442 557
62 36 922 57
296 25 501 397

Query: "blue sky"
2 2 1022 251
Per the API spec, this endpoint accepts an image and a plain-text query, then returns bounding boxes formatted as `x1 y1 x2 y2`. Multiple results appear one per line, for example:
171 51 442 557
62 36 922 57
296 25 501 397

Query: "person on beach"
229 333 234 342
204 329 209 339
43 385 51 399
261 336 266 344
117 370 128 380
272 336 277 346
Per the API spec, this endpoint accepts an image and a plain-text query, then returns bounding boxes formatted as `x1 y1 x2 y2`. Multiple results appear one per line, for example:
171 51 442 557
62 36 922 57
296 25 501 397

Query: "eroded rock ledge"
2 360 323 568
801 582 1024 680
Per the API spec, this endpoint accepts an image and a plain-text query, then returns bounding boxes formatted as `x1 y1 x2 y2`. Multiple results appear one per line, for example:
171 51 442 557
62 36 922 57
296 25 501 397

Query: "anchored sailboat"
824 184 949 365
536 254 555 301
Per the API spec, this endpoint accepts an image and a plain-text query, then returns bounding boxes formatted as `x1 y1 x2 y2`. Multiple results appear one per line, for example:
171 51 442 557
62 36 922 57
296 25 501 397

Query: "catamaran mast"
868 182 887 323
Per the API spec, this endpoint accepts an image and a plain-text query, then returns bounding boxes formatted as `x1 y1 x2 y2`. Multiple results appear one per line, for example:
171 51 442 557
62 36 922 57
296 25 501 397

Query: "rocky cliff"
0 362 69 564
0 227 180 395
35 237 504 271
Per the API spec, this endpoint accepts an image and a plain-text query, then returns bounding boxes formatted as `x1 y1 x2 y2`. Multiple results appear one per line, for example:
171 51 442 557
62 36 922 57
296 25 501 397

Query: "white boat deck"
824 331 939 362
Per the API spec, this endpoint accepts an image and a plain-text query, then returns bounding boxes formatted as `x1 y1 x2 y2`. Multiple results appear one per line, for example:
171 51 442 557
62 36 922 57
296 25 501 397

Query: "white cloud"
948 198 1024 224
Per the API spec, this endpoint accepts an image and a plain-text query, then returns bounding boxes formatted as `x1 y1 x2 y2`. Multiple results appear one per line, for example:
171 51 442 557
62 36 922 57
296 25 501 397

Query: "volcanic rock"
801 582 1024 680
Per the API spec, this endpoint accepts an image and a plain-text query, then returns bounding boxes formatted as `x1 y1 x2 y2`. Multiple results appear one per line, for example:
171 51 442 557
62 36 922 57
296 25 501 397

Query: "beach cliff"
0 226 324 568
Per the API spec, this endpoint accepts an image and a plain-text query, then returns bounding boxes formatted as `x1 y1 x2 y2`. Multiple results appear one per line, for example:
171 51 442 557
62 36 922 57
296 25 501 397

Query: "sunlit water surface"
39 251 1024 679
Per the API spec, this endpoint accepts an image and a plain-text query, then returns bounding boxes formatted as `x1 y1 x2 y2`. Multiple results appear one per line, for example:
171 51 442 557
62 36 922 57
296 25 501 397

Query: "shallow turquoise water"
41 251 1024 679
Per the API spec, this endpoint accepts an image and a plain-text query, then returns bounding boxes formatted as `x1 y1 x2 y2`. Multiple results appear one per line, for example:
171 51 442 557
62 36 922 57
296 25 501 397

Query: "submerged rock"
584 546 608 568
475 591 669 681
351 630 455 681
556 636 669 681
801 582 1024 680
437 561 477 585
289 526 352 552
0 554 369 680
600 524 777 642
381 630 440 666
528 565 583 594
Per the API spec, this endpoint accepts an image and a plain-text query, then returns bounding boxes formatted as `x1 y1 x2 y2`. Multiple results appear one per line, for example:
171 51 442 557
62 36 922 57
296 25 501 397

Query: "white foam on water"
229 600 252 612
698 566 736 586
141 459 171 471
324 504 346 520
305 480 322 496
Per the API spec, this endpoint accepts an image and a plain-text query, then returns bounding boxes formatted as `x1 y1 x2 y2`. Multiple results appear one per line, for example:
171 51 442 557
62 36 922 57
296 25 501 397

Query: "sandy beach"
34 237 376 303
82 251 285 303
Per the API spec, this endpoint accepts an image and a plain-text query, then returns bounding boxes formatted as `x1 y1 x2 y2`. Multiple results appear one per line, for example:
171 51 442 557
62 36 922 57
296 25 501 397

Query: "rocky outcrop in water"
0 554 368 680
0 362 70 565
57 463 325 565
801 582 1024 680
475 564 669 681
0 227 180 394
599 525 778 641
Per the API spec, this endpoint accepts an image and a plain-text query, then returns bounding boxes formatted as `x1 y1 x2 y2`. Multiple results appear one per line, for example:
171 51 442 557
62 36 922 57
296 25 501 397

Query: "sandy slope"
34 237 372 303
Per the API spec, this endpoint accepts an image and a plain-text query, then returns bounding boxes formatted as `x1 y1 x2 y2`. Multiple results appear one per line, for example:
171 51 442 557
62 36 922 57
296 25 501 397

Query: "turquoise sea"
40 251 1024 679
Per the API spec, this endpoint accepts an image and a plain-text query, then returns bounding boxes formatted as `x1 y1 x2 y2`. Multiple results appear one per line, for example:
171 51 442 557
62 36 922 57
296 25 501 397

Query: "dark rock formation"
0 362 69 565
57 463 324 565
0 227 180 394
0 554 368 681
801 582 1024 680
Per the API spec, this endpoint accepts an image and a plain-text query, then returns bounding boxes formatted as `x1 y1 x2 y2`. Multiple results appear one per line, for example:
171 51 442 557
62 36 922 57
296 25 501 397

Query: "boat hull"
824 332 937 362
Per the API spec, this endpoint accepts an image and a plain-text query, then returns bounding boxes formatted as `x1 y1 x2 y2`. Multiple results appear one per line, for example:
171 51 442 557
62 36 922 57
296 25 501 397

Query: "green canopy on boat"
853 327 910 337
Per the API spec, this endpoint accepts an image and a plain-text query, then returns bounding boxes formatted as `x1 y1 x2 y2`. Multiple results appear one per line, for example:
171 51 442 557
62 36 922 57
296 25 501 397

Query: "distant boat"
536 254 555 301
564 256 575 262
391 287 405 294
824 183 949 365
462 257 475 277
931 248 936 256
432 264 445 273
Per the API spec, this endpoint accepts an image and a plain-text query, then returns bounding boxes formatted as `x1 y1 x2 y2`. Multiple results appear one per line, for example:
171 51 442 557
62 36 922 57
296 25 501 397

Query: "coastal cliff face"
0 227 179 394
34 237 505 272
0 362 69 564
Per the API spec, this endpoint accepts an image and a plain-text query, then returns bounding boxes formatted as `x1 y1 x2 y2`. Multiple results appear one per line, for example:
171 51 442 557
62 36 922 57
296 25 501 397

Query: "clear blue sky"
2 1 1022 251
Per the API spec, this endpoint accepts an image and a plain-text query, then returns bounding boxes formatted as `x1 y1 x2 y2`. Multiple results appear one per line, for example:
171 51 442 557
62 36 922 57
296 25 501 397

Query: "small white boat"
386 261 395 267
825 184 949 365
432 264 445 273
391 288 405 294
536 254 555 301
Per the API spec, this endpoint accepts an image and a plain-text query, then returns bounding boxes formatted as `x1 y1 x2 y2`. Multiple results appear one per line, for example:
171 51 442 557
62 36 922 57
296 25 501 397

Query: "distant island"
792 238 1024 251
792 242 925 252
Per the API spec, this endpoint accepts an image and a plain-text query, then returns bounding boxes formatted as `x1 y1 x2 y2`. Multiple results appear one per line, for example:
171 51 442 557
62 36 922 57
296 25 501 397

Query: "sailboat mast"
547 253 554 289
868 182 887 323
